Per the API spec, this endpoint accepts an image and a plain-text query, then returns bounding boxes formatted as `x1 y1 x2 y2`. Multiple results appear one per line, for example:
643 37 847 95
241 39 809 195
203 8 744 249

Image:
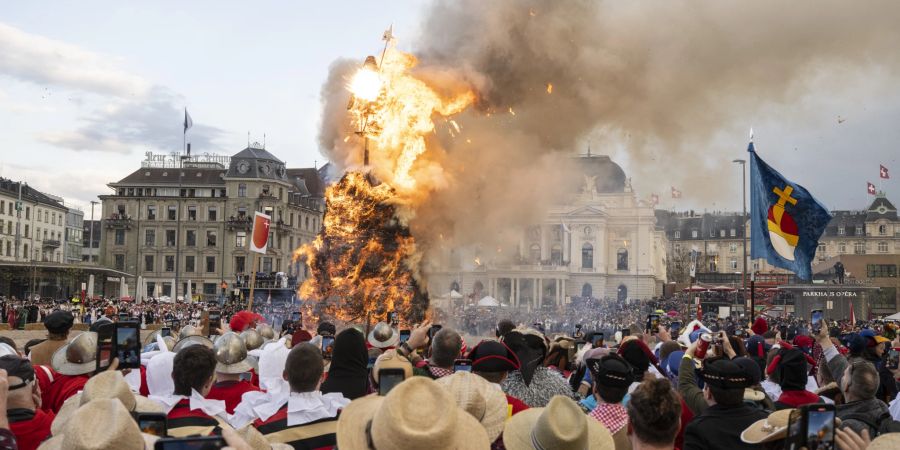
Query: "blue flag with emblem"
749 141 831 280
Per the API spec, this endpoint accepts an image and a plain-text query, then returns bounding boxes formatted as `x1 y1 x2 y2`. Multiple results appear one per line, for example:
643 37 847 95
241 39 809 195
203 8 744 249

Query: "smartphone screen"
591 333 604 347
95 322 115 373
389 312 399 325
399 330 411 344
135 413 167 437
321 336 335 358
805 405 835 450
116 322 141 369
670 321 682 335
888 348 900 370
787 409 803 450
620 329 630 338
428 324 442 340
160 327 171 338
646 314 661 333
208 311 221 336
153 436 227 450
378 369 405 396
291 311 300 322
453 359 472 372
811 310 824 332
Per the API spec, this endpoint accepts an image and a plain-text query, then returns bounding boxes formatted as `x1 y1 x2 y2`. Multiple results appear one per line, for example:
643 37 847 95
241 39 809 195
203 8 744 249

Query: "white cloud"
37 129 131 154
0 23 150 97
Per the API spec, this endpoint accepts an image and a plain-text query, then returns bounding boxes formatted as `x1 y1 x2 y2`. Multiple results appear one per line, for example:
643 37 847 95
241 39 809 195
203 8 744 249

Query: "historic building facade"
426 154 668 310
0 178 68 263
98 144 324 300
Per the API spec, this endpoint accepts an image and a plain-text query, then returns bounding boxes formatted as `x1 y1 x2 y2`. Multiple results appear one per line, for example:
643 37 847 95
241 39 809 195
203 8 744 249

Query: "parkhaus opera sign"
801 291 858 297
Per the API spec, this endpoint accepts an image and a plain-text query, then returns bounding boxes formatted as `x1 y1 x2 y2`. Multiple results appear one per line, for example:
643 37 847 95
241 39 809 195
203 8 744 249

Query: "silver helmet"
367 322 399 348
178 325 200 340
240 328 264 351
257 324 276 340
172 335 214 353
213 332 252 374
51 332 98 375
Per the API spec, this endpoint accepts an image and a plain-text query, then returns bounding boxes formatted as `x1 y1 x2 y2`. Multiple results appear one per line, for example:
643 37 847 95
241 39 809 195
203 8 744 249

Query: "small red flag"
671 186 682 199
867 182 877 195
880 164 890 179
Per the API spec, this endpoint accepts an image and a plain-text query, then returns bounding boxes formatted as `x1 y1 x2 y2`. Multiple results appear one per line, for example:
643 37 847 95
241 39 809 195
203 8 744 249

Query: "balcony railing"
105 217 134 229
42 239 61 248
226 216 252 231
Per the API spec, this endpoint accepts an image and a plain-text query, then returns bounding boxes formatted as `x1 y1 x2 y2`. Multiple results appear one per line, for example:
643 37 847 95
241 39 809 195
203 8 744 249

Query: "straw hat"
336 376 490 450
51 371 165 435
235 424 294 450
503 396 614 450
740 408 795 444
435 371 508 442
39 399 158 450
51 332 97 376
214 332 253 374
869 432 900 450
372 349 412 383
172 335 214 353
367 322 400 348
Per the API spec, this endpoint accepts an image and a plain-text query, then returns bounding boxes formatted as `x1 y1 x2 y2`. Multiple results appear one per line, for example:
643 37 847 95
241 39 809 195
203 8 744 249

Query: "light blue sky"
0 1 897 214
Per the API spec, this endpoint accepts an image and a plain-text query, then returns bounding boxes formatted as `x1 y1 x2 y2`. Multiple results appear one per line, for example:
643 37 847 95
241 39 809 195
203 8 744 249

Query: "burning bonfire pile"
297 35 475 325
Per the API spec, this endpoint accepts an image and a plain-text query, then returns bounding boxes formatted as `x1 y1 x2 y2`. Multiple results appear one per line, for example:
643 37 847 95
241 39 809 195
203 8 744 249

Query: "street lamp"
732 159 748 316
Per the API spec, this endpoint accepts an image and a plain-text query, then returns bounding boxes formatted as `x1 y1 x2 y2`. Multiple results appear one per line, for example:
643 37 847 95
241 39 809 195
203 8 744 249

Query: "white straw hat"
51 371 164 435
435 371 508 442
39 398 158 450
503 395 614 450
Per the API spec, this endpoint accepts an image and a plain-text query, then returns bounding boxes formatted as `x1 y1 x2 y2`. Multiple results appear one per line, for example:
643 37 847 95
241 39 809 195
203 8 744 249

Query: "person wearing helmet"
205 332 259 414
45 332 97 414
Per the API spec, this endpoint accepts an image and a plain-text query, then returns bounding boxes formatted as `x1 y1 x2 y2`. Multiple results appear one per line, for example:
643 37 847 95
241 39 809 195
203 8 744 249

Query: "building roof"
865 195 897 221
114 167 227 186
658 210 746 240
575 154 626 193
231 146 283 163
0 177 67 210
286 168 325 197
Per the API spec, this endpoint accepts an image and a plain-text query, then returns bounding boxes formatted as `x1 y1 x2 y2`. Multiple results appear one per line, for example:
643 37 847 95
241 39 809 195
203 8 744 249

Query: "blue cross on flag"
749 141 832 280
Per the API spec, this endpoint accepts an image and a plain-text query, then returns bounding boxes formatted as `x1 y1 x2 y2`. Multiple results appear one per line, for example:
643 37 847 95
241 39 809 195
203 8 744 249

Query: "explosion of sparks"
296 39 476 325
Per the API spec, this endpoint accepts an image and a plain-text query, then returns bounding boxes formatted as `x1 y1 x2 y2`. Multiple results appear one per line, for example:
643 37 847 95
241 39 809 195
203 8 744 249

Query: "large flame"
296 41 475 325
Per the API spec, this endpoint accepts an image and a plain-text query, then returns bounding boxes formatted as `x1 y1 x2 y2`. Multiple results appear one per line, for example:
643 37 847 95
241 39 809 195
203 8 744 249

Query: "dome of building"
575 154 627 193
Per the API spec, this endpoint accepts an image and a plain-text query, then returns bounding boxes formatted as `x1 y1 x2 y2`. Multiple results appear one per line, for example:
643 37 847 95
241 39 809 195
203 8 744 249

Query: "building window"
837 226 845 236
165 255 174 272
674 230 680 239
550 245 562 265
187 206 197 221
237 207 247 218
878 241 888 253
114 229 125 245
185 255 195 273
144 255 154 272
855 225 863 235
581 243 593 269
529 244 541 263
206 256 215 273
186 230 196 247
719 230 725 237
145 229 155 246
691 230 698 238
238 184 247 197
206 230 217 247
617 248 628 271
25 207 30 220
854 242 865 255
729 243 737 253
114 254 125 270
208 207 217 221
730 258 737 270
867 264 897 278
235 256 246 273
838 243 846 254
166 230 176 247
262 257 272 272
236 231 246 248
167 205 176 220
147 206 156 220
878 224 887 236
709 258 718 272
730 228 736 237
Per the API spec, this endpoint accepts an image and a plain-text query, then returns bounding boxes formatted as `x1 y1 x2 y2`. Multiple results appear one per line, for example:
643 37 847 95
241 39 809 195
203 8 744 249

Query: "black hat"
467 340 520 373
0 355 34 390
89 317 113 333
586 354 634 388
317 321 336 337
773 348 808 391
43 310 74 334
732 357 762 385
700 357 752 390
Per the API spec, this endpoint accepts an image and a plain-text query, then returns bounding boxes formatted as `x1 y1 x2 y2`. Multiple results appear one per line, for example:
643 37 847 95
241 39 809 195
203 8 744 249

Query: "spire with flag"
749 137 832 280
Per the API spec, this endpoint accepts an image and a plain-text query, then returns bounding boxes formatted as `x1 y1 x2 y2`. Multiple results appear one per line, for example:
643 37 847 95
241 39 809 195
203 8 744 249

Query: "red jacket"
506 394 529 417
33 366 56 411
206 380 260 414
44 374 88 414
8 409 54 450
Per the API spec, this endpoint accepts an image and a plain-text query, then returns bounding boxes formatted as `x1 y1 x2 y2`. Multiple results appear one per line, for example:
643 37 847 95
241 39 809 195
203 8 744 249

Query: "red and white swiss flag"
249 211 271 254
880 164 890 179
650 194 659 206
867 182 877 195
671 186 682 199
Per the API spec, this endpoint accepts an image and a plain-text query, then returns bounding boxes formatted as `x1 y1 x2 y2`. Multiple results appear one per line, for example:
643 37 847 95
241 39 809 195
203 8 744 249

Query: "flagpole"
247 253 259 312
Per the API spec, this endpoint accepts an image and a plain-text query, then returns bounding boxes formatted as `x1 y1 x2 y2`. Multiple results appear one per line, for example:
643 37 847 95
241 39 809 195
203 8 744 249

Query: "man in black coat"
683 356 768 450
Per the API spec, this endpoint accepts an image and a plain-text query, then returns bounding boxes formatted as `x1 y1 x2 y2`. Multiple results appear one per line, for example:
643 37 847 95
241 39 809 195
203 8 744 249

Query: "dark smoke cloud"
317 0 900 286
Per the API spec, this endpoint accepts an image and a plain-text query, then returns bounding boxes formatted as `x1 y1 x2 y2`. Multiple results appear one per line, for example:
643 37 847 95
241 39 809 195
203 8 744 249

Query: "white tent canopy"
884 311 900 321
477 295 500 307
